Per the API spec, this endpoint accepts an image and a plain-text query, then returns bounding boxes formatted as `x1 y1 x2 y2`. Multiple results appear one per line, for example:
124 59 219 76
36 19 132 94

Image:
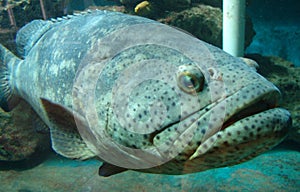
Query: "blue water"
246 0 300 66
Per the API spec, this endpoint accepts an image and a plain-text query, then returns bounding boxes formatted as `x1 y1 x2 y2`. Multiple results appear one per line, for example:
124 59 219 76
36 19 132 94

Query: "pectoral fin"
98 162 128 177
41 98 95 160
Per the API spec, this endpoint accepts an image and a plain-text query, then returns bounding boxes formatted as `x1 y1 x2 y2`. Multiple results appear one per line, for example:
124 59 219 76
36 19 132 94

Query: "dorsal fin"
16 20 52 58
15 9 98 58
49 9 94 23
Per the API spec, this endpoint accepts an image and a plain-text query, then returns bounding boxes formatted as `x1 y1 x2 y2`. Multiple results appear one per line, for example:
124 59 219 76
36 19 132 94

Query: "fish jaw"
143 84 291 174
141 108 290 175
189 107 291 160
152 81 289 161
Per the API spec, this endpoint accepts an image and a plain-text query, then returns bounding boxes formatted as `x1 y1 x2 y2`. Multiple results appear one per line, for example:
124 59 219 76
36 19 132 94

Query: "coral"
0 0 30 11
159 4 255 49
0 100 50 161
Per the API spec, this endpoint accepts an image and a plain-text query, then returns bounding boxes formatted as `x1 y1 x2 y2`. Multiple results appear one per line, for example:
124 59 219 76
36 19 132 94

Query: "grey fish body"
0 10 291 175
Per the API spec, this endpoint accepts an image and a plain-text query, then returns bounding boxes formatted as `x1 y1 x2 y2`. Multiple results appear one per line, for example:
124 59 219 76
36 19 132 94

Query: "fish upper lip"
220 89 280 130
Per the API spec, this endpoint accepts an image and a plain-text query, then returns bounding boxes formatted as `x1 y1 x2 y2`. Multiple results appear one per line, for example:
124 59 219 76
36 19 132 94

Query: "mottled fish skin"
0 10 291 175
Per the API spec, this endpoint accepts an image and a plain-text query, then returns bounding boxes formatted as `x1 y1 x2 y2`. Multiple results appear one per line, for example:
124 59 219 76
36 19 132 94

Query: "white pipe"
222 0 246 57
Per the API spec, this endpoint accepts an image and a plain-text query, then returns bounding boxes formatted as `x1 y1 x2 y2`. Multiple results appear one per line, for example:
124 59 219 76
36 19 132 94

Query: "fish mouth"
150 84 283 154
185 85 288 160
220 91 279 131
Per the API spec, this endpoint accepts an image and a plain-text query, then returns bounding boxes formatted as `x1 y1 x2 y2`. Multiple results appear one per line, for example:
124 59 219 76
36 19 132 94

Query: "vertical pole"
40 0 47 20
223 0 246 57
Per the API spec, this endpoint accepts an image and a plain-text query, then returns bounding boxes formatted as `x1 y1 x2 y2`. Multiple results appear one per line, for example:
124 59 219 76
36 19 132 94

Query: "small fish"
134 1 151 13
0 10 291 176
134 1 154 17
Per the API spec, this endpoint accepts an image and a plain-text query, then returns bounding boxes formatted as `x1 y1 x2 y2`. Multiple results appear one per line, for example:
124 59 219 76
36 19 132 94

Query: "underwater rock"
119 0 141 4
0 0 67 28
0 0 68 54
117 0 191 14
193 0 222 8
0 28 17 55
159 4 255 49
88 5 126 13
0 101 50 161
246 54 300 144
159 4 222 47
159 0 191 11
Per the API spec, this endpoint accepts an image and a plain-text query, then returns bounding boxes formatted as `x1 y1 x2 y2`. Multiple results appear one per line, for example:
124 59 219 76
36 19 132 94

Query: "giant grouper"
0 10 291 176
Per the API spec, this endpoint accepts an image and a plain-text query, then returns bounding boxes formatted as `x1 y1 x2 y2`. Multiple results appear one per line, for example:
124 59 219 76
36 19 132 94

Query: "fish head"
73 22 291 174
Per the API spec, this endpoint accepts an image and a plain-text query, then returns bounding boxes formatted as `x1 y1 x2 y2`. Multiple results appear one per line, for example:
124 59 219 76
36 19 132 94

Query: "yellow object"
134 1 151 13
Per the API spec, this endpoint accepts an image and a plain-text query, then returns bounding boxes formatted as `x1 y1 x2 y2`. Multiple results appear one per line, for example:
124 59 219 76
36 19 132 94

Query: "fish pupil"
180 74 198 91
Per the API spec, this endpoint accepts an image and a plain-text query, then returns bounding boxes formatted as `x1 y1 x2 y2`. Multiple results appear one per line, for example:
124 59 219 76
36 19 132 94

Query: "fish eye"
177 65 204 94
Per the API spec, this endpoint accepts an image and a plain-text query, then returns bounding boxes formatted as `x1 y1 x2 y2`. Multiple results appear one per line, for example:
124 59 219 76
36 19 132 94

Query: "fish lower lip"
221 96 278 130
